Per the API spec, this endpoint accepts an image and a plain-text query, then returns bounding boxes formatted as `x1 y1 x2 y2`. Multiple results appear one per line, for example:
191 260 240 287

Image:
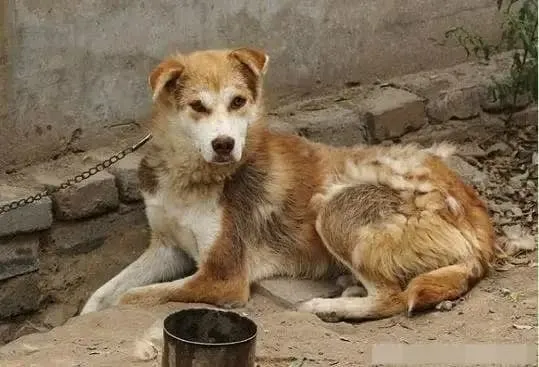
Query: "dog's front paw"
80 294 109 315
133 318 165 361
133 339 159 361
117 286 168 306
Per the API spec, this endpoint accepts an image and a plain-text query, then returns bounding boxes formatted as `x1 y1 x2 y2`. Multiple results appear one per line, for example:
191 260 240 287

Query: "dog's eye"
230 96 247 110
189 100 209 113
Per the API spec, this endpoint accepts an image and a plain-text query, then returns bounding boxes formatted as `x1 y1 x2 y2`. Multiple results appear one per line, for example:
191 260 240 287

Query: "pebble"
435 300 454 312
501 288 511 296
513 324 533 330
511 207 523 216
486 142 512 155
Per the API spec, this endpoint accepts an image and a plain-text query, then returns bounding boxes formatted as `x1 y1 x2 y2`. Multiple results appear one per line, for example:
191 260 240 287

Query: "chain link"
0 133 152 215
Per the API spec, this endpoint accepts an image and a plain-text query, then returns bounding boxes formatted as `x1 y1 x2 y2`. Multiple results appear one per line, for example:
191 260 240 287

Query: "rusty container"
162 308 257 367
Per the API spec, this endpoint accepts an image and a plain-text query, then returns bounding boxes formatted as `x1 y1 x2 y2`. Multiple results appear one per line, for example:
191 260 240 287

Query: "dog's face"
149 48 269 165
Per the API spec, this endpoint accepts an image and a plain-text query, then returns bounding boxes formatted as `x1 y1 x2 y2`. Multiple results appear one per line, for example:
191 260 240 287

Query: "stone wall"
0 150 147 321
0 51 535 337
0 0 503 172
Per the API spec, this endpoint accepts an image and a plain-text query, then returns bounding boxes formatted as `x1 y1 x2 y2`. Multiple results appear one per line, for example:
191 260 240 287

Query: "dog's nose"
211 136 235 155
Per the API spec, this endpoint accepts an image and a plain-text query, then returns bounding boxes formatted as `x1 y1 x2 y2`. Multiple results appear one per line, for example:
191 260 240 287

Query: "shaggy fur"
80 48 496 329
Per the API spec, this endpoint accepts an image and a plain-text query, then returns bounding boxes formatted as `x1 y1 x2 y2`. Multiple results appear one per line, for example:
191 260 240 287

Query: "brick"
426 86 485 123
0 235 39 281
270 89 375 147
274 104 372 146
41 303 78 328
361 87 426 141
44 204 146 254
253 278 341 308
34 171 120 220
389 70 457 100
107 153 143 202
84 150 143 203
0 185 53 237
399 115 505 146
0 272 41 318
510 105 538 127
276 104 370 146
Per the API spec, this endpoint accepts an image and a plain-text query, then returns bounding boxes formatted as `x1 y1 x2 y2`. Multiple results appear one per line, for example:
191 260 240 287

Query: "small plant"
445 0 538 114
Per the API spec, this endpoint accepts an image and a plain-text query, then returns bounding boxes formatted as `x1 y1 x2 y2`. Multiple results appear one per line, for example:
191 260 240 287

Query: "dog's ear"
148 58 184 102
230 48 269 77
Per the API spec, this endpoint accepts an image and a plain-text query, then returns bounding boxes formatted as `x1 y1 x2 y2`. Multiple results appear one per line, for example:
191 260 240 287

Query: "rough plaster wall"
0 0 501 171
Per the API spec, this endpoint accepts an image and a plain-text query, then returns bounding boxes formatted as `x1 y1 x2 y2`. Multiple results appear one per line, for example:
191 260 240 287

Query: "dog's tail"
402 258 487 314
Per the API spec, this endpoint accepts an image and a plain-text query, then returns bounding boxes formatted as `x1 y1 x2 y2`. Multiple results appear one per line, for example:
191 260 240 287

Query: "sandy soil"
0 256 536 366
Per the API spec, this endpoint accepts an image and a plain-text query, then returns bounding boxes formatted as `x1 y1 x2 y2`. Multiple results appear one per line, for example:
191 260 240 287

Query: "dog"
80 47 496 323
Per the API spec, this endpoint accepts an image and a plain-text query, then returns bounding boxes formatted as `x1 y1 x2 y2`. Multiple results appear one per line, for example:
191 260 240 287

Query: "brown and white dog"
80 47 496 322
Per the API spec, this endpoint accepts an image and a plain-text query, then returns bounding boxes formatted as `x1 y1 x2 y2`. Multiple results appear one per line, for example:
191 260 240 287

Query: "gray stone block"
511 105 538 127
84 150 144 203
44 204 146 254
361 87 427 141
254 278 341 308
0 235 39 281
34 171 120 220
0 185 53 237
275 104 372 147
426 86 485 123
41 303 79 328
0 272 41 318
107 153 143 203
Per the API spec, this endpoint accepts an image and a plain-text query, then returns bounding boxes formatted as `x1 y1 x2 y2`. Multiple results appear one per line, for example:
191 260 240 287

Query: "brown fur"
138 157 160 194
83 48 496 323
307 144 495 319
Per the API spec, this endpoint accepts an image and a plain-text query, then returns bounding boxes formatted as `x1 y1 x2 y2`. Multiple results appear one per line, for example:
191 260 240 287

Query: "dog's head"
149 48 269 165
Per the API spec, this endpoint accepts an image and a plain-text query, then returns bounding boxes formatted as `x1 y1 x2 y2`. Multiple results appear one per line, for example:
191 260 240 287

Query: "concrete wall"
1 0 501 172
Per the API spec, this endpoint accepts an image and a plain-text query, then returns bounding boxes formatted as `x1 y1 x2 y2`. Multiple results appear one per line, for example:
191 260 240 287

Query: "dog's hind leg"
298 277 405 322
80 239 194 314
300 178 493 322
301 258 487 322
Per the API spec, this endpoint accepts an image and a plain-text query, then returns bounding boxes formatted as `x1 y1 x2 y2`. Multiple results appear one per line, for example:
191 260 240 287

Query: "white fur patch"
145 189 222 264
446 196 462 215
192 114 249 162
425 142 457 159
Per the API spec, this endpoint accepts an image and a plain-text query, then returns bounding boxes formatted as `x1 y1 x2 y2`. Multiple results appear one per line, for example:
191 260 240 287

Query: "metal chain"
0 133 152 215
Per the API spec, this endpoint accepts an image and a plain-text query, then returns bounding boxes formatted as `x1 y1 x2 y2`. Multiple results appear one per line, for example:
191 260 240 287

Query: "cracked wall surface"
0 0 502 172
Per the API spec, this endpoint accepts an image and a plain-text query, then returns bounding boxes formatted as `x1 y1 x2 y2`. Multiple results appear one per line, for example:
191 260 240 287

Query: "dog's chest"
145 190 223 263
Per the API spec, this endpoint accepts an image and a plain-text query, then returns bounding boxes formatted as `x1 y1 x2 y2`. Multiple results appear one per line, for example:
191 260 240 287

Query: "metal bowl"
162 308 257 367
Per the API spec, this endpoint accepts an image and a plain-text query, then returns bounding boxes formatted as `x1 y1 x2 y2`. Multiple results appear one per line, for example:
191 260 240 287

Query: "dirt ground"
0 258 536 366
0 106 537 365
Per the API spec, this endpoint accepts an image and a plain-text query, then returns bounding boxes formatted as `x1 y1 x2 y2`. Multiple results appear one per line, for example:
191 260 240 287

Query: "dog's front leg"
80 244 194 314
117 269 249 308
117 234 250 308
